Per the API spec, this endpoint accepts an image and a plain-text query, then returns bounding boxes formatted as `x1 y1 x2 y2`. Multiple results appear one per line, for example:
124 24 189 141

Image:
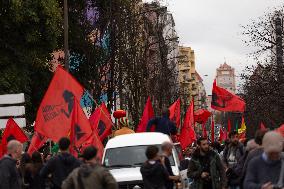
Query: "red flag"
219 128 225 143
202 123 208 138
27 131 48 155
224 129 228 141
211 80 245 112
275 124 284 137
169 98 181 128
260 122 267 131
211 116 215 142
227 119 232 133
81 132 104 161
2 118 28 155
179 100 196 150
70 99 92 148
35 66 84 142
89 103 113 141
136 97 154 132
194 109 211 124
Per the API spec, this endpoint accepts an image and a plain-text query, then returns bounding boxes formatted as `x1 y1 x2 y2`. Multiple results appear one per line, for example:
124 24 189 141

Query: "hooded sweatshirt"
140 160 169 189
40 152 81 189
62 163 118 189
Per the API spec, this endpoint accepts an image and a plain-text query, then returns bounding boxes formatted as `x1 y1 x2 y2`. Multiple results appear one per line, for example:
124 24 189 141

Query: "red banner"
2 118 28 155
89 103 113 141
27 131 48 155
211 80 245 112
136 97 154 132
35 66 84 142
169 98 181 128
194 109 211 124
70 99 92 148
179 100 196 149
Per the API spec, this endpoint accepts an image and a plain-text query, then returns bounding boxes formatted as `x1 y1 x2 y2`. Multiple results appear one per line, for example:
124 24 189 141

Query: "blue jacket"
146 116 177 135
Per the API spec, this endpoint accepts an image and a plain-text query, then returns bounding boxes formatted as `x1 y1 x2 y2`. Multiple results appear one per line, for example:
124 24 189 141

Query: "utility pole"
64 0 69 71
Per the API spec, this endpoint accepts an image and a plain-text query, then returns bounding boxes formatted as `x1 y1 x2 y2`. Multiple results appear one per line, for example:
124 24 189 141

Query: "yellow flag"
238 116 246 134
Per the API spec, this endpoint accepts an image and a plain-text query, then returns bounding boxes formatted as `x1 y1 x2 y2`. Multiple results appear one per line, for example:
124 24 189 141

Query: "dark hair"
58 137 70 151
229 131 238 138
197 137 207 145
145 145 159 159
32 151 43 164
82 146 98 161
254 130 267 145
162 108 170 117
21 153 32 165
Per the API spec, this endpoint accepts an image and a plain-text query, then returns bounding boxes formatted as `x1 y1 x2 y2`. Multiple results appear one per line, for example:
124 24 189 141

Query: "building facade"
195 72 207 110
178 46 197 112
216 62 236 93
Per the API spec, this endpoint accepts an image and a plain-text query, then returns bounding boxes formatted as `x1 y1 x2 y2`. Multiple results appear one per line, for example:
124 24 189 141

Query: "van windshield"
104 145 175 168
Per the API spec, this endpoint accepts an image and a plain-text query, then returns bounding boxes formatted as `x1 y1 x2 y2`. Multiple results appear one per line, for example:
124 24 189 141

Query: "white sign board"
0 118 26 129
0 106 25 117
0 93 25 105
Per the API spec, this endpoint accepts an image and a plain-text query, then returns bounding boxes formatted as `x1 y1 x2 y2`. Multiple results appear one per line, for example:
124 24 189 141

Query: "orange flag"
35 66 84 142
179 100 196 149
136 97 154 132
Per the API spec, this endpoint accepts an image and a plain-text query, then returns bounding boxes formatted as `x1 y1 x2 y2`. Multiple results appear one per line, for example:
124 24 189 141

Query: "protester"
180 147 195 170
244 131 284 189
24 151 45 189
113 118 135 137
62 146 117 189
187 137 226 189
211 141 223 154
146 108 177 136
140 145 169 189
0 140 23 189
40 137 81 189
240 129 267 188
222 131 245 189
19 153 32 189
161 142 180 189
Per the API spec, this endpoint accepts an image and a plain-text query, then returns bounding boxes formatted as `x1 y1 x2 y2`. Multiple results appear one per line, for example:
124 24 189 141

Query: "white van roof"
105 132 172 149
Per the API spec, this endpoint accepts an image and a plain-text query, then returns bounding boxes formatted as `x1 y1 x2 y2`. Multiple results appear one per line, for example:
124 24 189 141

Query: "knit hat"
262 131 283 153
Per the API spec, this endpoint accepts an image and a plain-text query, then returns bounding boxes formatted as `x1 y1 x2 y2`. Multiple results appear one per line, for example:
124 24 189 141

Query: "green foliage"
0 0 62 127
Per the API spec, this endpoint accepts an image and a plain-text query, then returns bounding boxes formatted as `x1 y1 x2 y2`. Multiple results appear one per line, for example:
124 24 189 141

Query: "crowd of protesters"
0 138 117 189
0 127 283 189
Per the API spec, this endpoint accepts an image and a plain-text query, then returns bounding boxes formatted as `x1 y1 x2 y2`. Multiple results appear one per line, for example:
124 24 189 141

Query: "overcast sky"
145 0 284 93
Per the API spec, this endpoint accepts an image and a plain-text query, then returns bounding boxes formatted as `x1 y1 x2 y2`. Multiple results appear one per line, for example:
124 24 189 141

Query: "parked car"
102 132 189 189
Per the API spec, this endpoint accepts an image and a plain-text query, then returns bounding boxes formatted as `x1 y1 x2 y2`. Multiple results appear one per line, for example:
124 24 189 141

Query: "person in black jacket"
161 142 180 189
40 137 81 189
140 145 169 189
146 109 177 136
0 140 23 189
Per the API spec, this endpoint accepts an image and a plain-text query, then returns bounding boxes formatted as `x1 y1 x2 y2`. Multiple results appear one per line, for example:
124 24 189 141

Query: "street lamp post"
64 0 69 71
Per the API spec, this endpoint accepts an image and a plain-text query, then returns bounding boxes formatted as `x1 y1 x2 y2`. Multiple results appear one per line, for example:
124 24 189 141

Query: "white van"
102 132 189 189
